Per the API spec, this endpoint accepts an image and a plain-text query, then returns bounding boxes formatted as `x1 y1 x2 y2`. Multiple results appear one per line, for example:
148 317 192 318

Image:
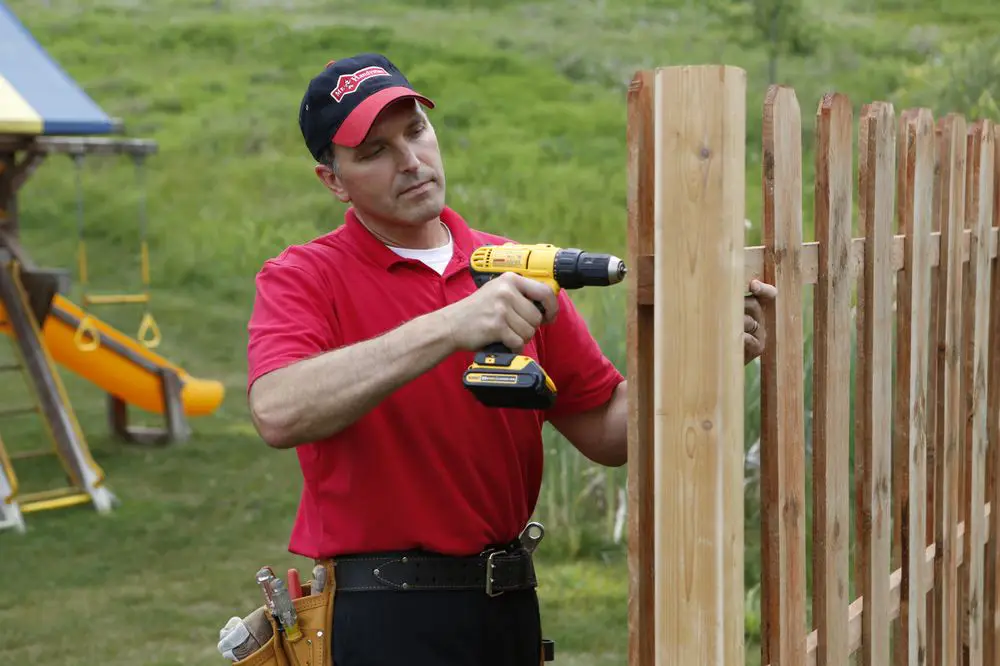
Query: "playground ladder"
0 430 24 532
0 256 115 532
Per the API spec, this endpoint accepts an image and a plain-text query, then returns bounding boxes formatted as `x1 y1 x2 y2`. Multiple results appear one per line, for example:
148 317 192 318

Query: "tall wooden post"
627 64 747 665
626 67 656 666
0 151 20 240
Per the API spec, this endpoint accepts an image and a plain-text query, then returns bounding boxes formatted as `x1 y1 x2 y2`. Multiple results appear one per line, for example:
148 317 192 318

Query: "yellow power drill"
462 243 628 410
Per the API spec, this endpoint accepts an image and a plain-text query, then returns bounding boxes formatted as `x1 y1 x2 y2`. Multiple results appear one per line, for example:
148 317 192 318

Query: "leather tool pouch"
227 556 546 665
232 560 336 666
230 609 288 666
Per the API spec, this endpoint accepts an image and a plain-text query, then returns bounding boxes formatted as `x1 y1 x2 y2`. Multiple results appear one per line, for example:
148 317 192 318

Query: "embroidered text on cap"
331 66 391 103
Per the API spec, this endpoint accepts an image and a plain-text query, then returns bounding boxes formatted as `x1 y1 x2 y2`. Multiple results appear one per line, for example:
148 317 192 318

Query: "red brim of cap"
332 86 436 148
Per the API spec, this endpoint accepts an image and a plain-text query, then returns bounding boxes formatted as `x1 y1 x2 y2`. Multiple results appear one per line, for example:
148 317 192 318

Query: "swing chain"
71 152 100 352
71 150 161 351
73 152 88 288
134 153 160 349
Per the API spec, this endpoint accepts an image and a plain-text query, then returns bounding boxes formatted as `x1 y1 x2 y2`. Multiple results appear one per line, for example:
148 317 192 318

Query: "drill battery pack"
462 346 557 410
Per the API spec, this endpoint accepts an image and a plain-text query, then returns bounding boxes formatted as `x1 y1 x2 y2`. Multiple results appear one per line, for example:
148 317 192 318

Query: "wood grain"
811 92 852 666
927 118 944 666
959 125 973 664
623 80 1000 666
778 505 993 666
625 68 655 666
856 100 895 666
651 64 745 666
892 108 911 666
759 84 807 666
632 227 999 305
962 119 994 666
933 113 967 666
893 107 935 666
984 121 1000 666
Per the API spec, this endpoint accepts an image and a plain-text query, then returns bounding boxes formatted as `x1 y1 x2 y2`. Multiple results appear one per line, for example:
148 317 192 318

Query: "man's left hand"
744 279 777 364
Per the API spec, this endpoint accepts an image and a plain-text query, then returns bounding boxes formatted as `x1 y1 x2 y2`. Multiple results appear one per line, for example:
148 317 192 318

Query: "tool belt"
218 558 335 666
218 522 554 665
332 544 537 596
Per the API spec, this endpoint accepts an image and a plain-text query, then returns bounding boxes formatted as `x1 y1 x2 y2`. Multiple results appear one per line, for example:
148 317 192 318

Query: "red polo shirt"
246 206 624 559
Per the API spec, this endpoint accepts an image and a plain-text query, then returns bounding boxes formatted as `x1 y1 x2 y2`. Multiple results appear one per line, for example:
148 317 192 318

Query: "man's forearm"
250 309 457 448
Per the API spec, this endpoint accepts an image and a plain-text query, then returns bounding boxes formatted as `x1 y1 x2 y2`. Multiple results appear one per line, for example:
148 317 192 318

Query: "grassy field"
1 0 998 664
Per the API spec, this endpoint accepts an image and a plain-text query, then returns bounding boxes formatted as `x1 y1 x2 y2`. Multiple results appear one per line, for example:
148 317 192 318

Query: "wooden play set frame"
0 133 195 532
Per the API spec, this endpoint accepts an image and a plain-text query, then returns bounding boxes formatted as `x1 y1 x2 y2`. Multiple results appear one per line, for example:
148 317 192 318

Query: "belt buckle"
484 522 545 597
485 549 504 597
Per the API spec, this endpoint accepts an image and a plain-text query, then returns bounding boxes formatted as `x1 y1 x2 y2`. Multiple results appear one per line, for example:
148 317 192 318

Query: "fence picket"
964 120 995 666
925 118 944 666
856 100 896 666
892 107 907 662
625 68 655 666
649 65 746 665
985 122 1000 666
760 83 808 666
811 92 852 666
959 124 974 666
933 113 967 666
893 107 936 666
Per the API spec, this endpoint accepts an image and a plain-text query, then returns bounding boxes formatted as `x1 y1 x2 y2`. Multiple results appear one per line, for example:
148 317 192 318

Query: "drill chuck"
553 249 627 289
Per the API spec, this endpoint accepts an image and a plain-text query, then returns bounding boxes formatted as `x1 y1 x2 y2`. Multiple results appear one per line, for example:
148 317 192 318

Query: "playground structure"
625 64 1000 665
0 2 224 533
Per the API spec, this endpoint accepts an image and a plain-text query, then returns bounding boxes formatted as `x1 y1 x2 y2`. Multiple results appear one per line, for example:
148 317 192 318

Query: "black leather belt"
331 545 537 597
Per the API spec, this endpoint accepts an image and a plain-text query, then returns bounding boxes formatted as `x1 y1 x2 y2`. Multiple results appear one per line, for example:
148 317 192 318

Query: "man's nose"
396 146 420 171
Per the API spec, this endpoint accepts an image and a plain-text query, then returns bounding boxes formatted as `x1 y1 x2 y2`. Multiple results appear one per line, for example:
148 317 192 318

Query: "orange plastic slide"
0 294 224 416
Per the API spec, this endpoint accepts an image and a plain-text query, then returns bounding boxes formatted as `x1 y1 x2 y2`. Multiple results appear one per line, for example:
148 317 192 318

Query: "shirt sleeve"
246 260 339 393
538 290 625 420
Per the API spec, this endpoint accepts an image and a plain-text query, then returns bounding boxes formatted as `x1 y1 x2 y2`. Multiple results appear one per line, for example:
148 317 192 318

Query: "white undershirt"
387 224 454 275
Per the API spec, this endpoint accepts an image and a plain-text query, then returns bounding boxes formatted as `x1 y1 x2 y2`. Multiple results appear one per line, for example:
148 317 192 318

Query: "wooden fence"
625 65 1000 665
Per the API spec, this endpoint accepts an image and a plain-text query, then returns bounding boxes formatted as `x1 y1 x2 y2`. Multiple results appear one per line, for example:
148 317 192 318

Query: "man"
246 53 776 666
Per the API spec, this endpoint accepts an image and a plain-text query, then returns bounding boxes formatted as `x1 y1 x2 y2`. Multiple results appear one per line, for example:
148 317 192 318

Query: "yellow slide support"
0 294 224 417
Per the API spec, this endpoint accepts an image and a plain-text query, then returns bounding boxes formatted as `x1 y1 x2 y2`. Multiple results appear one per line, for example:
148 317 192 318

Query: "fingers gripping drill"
462 243 627 410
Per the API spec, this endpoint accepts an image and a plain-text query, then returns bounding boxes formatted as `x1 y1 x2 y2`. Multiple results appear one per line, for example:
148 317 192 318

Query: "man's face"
319 98 446 229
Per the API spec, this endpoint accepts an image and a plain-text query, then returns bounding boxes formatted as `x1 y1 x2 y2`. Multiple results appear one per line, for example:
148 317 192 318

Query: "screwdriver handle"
287 568 302 599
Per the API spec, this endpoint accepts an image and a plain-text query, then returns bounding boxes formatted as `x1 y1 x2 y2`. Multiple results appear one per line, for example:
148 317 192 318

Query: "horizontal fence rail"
626 65 1000 666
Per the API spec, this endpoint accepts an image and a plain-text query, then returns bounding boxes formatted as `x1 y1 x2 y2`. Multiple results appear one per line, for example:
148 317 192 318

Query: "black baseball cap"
299 53 435 161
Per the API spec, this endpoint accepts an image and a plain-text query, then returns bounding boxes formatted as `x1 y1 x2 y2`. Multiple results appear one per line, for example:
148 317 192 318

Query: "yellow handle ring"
73 315 100 352
138 312 161 349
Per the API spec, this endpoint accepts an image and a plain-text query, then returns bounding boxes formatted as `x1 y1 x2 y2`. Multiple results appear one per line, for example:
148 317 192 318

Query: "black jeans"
331 587 542 665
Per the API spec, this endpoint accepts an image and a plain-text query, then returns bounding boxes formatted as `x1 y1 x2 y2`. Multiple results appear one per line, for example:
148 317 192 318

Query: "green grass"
0 0 998 663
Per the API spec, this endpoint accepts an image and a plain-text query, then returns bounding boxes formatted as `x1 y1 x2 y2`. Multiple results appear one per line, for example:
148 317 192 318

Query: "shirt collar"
343 205 475 278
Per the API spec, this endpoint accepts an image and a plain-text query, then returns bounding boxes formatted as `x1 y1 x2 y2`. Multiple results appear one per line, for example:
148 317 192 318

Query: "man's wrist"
417 304 460 356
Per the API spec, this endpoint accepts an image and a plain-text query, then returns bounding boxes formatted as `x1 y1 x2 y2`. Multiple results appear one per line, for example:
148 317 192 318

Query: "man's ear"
314 164 350 203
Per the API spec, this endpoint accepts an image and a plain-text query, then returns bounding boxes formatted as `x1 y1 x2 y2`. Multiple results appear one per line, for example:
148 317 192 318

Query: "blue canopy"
0 1 115 135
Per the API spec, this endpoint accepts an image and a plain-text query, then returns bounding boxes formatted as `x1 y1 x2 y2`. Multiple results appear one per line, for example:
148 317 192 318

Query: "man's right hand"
250 270 560 448
442 272 560 353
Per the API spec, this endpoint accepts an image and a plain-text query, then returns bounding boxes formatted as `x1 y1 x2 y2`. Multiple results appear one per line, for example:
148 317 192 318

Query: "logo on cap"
330 66 391 103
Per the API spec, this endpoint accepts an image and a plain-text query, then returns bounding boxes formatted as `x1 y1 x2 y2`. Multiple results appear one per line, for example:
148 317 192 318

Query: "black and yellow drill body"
462 243 627 410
